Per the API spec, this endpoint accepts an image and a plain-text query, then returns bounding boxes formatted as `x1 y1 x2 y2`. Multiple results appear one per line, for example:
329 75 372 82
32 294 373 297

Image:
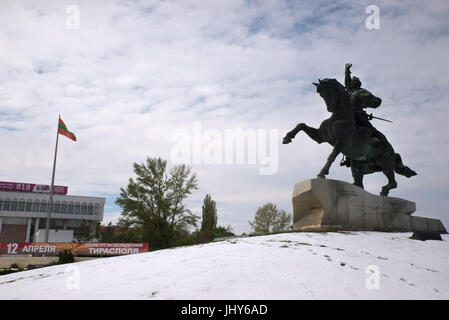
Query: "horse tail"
394 153 417 178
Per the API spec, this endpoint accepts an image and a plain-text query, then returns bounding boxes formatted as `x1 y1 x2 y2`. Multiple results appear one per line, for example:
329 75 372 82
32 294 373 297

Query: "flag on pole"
45 115 76 242
58 118 77 141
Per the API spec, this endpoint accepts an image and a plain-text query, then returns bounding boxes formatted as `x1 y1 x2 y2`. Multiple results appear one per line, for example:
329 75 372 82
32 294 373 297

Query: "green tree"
98 222 116 242
198 194 218 243
214 225 235 238
77 219 93 242
97 222 143 243
95 222 101 239
249 203 291 233
116 157 199 250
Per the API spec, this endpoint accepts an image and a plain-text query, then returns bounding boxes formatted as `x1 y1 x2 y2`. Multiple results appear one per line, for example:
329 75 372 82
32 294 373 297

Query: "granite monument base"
292 179 447 235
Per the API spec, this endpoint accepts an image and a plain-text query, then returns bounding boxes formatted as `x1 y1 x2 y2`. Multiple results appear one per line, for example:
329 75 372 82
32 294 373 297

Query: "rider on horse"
345 63 382 124
342 63 392 166
282 68 417 195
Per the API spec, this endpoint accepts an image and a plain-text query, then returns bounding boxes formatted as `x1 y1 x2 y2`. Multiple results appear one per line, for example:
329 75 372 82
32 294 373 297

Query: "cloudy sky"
1 0 449 234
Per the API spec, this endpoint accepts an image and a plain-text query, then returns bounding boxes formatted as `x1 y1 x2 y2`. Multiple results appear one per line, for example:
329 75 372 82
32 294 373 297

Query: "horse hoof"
408 170 417 177
380 190 389 196
317 175 326 179
282 137 292 144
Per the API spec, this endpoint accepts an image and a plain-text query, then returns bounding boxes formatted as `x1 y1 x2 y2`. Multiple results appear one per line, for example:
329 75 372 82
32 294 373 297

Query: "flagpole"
44 115 60 243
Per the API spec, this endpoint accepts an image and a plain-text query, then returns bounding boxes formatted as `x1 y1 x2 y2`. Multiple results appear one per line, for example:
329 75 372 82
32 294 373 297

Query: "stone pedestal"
292 179 447 234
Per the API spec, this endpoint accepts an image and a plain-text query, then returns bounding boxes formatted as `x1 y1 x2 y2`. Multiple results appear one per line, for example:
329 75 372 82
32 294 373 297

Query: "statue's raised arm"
345 63 352 91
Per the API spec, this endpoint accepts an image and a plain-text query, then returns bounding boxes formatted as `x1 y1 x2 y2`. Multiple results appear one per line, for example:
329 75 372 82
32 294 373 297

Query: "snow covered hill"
1 231 449 300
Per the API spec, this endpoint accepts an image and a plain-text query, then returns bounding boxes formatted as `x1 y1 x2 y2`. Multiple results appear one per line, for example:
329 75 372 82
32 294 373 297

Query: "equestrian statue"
283 63 417 196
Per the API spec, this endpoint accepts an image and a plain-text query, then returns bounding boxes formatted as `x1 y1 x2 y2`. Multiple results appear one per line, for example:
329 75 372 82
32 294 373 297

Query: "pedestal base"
292 179 447 234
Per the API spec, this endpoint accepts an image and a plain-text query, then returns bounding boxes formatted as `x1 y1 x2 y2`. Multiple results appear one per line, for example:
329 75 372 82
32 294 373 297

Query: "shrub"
57 250 75 264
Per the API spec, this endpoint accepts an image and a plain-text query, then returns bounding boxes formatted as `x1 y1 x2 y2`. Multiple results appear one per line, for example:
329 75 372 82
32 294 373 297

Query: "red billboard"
0 181 68 195
0 242 149 256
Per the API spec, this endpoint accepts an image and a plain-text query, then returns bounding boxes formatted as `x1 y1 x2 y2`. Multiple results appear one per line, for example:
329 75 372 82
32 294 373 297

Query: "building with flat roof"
0 181 105 242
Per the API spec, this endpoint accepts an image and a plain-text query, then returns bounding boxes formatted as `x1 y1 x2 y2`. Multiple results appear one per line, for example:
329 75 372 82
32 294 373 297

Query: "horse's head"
313 78 346 113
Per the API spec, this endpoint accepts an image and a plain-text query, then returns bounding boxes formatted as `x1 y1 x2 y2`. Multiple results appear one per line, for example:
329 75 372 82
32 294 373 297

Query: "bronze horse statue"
283 78 416 196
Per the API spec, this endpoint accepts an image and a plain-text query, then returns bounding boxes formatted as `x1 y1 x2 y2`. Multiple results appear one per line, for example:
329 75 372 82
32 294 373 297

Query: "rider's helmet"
351 76 361 89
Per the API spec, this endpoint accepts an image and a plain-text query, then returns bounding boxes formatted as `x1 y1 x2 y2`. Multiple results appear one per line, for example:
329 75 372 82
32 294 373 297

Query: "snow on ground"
1 231 449 300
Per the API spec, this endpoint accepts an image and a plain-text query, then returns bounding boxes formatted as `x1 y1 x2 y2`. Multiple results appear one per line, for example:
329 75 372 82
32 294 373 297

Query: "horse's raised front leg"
317 145 341 178
283 123 323 144
283 123 305 144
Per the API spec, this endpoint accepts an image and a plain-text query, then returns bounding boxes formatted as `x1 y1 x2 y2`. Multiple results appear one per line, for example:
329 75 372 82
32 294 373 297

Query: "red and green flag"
58 118 77 141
